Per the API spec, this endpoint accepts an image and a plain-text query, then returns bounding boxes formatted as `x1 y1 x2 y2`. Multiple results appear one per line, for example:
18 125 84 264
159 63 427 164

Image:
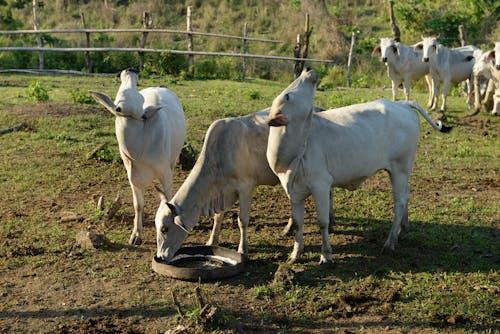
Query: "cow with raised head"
91 69 186 245
266 68 450 264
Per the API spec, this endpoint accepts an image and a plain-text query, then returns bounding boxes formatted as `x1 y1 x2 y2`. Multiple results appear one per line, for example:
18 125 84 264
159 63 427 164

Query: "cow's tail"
400 101 452 133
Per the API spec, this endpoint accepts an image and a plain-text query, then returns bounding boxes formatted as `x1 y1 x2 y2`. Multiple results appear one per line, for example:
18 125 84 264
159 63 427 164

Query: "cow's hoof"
319 257 333 266
129 235 143 245
381 245 396 255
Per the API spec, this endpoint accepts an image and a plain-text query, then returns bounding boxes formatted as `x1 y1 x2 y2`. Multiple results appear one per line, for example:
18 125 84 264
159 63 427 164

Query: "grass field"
0 72 498 333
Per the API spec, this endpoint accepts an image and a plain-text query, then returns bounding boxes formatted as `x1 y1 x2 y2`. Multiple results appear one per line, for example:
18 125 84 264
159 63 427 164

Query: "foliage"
26 80 49 102
70 89 95 104
143 52 188 77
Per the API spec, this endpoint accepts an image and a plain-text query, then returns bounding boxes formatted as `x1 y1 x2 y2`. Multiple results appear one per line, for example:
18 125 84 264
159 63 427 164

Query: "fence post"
139 11 152 72
32 0 44 70
346 31 357 87
458 24 469 97
186 6 194 76
293 13 311 78
241 22 248 80
388 0 401 42
458 24 467 46
293 34 302 78
80 12 93 73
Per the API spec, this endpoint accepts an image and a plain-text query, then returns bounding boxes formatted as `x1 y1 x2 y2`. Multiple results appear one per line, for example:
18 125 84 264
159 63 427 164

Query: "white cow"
266 68 450 264
472 48 498 115
415 36 478 119
91 69 186 245
373 38 433 106
154 108 334 262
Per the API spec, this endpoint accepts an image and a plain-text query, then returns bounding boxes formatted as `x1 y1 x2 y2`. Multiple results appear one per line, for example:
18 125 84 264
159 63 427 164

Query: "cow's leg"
471 75 482 115
206 212 224 246
403 77 411 101
383 169 410 253
431 79 440 111
439 79 451 118
129 183 145 245
311 187 333 265
288 200 305 264
282 190 335 235
425 74 434 108
391 79 399 101
236 189 252 259
282 217 294 236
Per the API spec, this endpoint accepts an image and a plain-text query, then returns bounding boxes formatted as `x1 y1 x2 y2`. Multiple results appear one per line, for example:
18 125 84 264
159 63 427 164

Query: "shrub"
26 80 49 102
70 89 95 104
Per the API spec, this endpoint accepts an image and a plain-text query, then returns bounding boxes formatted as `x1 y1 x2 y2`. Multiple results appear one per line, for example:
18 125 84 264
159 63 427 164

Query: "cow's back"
308 99 420 188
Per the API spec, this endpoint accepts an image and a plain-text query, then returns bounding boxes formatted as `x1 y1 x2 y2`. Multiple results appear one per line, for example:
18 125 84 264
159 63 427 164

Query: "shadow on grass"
224 215 500 286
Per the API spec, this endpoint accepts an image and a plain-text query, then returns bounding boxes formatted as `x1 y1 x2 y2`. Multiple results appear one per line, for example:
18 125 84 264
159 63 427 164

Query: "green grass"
0 73 498 333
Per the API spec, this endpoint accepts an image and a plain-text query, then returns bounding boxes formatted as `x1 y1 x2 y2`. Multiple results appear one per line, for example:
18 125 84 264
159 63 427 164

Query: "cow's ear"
487 50 495 64
415 44 423 51
89 91 118 116
142 105 162 120
372 46 381 57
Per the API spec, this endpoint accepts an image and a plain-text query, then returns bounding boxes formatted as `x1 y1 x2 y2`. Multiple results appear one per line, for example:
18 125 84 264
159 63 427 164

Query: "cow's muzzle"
423 57 429 63
268 119 285 127
382 57 387 63
268 114 287 127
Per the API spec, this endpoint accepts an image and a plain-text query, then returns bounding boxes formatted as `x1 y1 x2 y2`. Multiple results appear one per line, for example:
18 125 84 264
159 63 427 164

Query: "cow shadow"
221 215 499 287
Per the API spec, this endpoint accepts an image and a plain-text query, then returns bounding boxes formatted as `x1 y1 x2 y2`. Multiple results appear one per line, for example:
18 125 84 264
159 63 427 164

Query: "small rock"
76 229 110 249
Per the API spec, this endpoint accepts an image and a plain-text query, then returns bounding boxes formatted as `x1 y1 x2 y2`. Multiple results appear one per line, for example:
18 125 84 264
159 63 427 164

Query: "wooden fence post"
458 24 467 47
293 34 302 78
293 13 311 78
186 6 194 76
241 22 248 80
139 11 152 72
346 31 357 87
80 12 93 73
32 0 44 70
388 0 400 42
458 24 469 97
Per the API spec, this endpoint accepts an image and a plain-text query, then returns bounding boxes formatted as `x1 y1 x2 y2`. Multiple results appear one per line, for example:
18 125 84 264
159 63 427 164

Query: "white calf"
91 69 186 245
416 36 478 119
373 38 433 105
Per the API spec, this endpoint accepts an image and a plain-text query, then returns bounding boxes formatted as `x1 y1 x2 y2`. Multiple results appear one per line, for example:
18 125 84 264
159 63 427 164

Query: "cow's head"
268 67 318 127
90 68 162 120
154 200 189 263
376 38 398 63
419 35 440 63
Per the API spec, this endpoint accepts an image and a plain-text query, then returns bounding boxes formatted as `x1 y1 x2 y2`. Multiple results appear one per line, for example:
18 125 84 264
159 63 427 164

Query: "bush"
143 52 188 77
26 80 49 102
70 89 95 104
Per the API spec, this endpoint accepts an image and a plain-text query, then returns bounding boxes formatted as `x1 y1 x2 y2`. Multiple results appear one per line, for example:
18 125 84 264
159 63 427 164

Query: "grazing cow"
415 36 478 119
91 69 186 245
373 38 433 106
154 108 334 262
266 68 450 264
